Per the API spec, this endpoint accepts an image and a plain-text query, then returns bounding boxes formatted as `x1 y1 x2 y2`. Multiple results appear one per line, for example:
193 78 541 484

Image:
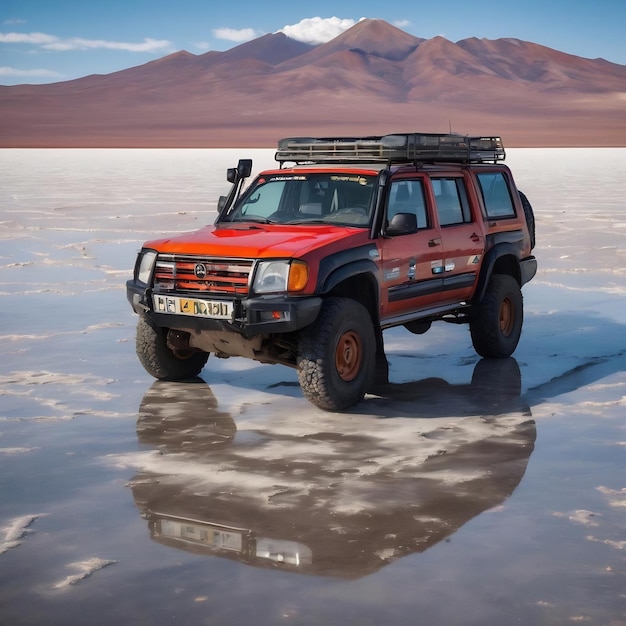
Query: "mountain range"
2 19 625 147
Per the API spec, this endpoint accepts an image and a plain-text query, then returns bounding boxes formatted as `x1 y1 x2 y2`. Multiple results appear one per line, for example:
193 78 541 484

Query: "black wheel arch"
318 251 380 321
473 244 521 305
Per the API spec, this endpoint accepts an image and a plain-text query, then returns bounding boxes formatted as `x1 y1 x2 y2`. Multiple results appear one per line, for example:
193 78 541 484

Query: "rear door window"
476 172 516 218
431 178 471 226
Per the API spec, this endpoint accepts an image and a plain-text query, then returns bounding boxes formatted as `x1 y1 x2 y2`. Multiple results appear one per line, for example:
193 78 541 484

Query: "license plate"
153 294 233 320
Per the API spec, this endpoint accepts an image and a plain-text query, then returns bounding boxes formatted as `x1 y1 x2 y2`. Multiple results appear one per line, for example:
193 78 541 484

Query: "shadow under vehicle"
130 359 535 579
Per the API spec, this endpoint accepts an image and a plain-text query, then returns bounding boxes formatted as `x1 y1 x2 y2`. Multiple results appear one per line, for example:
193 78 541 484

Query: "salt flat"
0 148 625 625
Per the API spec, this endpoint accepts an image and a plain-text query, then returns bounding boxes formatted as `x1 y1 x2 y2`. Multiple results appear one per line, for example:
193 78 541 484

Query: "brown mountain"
1 18 625 147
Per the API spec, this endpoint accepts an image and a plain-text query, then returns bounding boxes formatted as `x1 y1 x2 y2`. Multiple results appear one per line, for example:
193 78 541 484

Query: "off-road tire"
136 316 209 380
519 190 535 250
297 297 376 411
470 274 523 358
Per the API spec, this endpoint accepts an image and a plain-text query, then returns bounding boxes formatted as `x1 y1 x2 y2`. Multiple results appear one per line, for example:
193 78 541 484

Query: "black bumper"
126 280 322 335
520 256 537 286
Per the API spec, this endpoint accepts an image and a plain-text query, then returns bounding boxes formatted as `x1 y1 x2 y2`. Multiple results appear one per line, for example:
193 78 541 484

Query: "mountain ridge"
1 18 625 147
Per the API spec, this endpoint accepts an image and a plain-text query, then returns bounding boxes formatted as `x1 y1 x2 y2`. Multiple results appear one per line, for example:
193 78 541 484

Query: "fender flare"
316 244 380 294
473 243 521 305
320 258 380 295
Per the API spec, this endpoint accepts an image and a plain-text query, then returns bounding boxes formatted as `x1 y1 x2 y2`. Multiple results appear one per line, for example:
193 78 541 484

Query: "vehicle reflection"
130 359 535 579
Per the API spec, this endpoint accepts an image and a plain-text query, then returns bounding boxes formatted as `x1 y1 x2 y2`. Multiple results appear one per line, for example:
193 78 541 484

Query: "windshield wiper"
283 218 328 225
227 215 275 224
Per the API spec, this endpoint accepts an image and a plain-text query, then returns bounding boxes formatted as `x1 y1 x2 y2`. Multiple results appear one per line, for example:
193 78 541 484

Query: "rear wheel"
136 316 209 380
297 298 375 411
470 274 523 358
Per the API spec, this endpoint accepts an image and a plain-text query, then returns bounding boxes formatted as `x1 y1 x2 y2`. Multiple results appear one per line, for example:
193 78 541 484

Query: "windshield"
223 172 377 227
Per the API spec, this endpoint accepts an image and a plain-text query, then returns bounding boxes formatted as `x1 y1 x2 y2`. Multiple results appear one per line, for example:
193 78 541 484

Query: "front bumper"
126 280 322 335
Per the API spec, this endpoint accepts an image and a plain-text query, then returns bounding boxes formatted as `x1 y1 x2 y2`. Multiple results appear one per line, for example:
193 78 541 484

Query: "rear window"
476 172 516 218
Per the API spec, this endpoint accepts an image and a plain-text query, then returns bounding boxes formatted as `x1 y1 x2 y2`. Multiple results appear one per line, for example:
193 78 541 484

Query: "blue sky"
2 0 625 85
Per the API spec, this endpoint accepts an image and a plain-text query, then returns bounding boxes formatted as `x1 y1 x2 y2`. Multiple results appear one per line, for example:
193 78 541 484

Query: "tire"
136 316 209 380
297 298 376 411
519 190 535 250
470 274 523 358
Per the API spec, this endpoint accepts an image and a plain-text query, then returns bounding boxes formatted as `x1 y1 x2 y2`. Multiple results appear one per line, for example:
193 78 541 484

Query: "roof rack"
275 133 505 166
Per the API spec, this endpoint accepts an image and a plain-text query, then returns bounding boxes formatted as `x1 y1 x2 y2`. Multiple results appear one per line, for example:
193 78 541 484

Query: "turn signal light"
288 260 309 292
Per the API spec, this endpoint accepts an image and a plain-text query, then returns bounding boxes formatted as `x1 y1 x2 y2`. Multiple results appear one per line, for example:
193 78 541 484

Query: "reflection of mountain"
130 361 535 579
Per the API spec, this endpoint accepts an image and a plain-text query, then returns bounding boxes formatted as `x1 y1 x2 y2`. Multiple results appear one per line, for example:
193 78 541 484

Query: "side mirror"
386 212 418 236
226 159 252 183
226 167 237 184
220 159 253 221
237 159 253 179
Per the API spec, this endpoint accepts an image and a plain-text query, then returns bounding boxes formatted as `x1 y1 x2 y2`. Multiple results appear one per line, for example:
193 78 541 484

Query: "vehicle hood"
143 223 371 259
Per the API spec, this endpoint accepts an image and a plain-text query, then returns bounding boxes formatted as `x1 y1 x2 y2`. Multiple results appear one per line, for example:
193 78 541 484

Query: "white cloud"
0 66 63 78
0 32 57 45
278 16 362 44
0 32 172 53
212 27 260 43
45 37 172 52
4 18 27 25
393 20 411 28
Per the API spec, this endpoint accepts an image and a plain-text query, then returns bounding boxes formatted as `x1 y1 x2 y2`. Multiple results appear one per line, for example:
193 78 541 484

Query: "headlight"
253 260 309 294
137 250 157 284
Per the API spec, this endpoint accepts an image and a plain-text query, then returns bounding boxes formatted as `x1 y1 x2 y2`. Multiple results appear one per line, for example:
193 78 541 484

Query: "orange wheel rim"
335 331 362 381
499 297 514 337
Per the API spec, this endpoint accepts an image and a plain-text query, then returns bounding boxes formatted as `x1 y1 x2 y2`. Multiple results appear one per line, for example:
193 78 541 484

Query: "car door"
379 177 445 323
429 175 484 304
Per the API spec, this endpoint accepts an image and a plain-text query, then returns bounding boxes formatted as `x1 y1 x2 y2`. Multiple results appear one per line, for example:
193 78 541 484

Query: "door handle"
470 232 481 242
428 238 441 247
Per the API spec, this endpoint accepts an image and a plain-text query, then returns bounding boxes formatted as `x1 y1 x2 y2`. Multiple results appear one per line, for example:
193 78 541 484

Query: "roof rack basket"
275 133 505 165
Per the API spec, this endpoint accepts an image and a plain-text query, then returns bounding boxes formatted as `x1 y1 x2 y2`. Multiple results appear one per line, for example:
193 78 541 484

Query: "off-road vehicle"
127 133 537 410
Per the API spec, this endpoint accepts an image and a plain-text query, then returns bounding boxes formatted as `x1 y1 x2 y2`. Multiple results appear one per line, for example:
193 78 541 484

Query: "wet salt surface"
0 148 625 625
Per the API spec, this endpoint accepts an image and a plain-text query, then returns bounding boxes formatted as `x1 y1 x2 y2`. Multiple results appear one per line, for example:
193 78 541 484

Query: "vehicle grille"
153 254 253 296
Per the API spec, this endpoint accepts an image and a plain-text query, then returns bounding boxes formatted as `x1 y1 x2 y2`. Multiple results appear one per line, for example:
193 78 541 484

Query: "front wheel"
136 316 209 380
297 298 376 411
470 274 523 358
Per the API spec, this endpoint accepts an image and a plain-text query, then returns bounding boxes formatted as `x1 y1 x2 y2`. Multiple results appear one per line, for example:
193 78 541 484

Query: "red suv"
127 133 537 410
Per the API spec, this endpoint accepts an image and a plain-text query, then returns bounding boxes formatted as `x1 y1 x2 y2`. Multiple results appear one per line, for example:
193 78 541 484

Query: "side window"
387 180 428 229
432 178 471 226
476 172 516 218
